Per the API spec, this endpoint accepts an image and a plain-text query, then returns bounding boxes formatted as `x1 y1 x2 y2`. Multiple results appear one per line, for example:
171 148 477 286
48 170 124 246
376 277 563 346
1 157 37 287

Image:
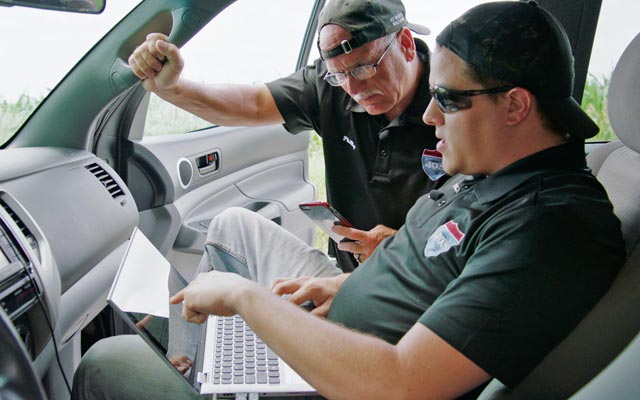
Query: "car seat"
478 31 640 399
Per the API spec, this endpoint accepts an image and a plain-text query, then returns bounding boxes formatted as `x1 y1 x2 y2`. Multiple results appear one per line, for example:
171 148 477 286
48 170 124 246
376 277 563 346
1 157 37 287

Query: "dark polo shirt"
328 143 625 390
266 40 444 272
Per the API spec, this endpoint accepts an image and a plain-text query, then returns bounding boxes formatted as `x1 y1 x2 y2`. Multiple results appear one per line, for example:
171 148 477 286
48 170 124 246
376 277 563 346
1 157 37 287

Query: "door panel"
134 123 317 277
105 0 324 276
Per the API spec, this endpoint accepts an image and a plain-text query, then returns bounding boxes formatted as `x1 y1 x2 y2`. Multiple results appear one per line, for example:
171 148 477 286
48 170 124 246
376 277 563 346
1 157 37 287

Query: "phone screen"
299 202 352 243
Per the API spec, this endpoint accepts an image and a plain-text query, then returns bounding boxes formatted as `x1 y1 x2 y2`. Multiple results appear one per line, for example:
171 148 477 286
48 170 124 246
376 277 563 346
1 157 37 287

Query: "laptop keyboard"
213 315 281 385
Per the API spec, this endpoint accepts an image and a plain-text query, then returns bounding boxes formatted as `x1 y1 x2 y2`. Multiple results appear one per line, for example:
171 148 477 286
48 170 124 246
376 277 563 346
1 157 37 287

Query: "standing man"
129 0 441 271
74 2 625 399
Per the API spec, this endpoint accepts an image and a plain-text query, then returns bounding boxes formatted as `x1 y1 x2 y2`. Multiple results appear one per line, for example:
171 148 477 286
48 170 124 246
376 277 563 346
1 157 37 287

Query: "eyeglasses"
323 39 395 87
429 85 515 113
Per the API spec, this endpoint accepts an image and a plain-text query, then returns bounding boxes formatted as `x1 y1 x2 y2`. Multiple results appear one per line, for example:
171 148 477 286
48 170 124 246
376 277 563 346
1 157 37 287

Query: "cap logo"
390 12 405 26
424 220 465 257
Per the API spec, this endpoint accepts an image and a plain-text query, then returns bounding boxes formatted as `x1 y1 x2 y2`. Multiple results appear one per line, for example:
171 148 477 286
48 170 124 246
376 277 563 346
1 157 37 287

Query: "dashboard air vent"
85 163 125 199
0 197 37 250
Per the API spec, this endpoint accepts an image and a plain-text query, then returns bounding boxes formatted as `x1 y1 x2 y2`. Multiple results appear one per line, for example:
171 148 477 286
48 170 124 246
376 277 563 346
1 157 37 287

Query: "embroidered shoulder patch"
422 149 445 181
424 220 465 257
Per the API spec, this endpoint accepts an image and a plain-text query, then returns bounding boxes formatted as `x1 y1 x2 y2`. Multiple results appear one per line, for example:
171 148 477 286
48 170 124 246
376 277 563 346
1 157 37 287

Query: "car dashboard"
0 146 137 383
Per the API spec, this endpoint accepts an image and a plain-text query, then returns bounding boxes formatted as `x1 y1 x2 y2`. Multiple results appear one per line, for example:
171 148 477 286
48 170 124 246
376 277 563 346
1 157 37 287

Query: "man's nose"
342 75 366 95
423 98 443 126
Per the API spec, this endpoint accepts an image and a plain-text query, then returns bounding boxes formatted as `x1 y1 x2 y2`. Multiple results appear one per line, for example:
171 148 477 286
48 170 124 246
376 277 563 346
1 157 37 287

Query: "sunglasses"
429 85 515 113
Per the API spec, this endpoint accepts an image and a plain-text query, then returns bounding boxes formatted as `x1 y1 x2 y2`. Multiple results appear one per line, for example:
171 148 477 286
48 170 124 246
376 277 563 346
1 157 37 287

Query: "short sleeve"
265 59 324 134
419 205 622 386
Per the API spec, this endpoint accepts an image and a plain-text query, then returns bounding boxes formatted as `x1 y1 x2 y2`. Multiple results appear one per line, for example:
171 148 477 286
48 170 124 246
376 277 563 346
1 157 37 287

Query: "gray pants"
72 207 341 399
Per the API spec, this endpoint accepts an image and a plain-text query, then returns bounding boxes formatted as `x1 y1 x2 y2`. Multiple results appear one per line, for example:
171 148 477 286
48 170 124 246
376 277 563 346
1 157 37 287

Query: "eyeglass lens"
431 88 473 113
324 39 394 87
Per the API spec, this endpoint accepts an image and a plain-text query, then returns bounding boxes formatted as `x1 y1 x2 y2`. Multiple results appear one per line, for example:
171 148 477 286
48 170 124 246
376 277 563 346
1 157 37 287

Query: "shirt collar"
471 142 589 204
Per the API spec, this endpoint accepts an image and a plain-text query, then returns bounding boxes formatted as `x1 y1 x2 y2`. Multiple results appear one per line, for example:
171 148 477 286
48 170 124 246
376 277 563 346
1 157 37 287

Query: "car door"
94 0 326 278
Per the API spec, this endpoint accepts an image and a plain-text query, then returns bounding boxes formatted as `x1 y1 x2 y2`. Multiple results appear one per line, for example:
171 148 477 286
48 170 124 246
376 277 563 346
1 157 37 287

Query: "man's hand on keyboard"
170 270 258 322
270 274 350 317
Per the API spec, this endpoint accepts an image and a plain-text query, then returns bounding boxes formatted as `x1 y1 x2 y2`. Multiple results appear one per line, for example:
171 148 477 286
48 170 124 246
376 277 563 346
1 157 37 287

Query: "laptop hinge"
196 372 209 384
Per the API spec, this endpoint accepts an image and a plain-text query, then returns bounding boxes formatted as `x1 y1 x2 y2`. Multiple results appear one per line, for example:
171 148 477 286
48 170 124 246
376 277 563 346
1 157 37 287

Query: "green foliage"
0 94 44 145
144 94 212 137
582 74 616 141
308 132 329 250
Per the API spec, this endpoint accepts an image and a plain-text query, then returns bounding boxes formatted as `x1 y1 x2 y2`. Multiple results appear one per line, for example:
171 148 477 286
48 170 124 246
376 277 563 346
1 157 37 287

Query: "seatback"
587 34 640 254
478 32 640 400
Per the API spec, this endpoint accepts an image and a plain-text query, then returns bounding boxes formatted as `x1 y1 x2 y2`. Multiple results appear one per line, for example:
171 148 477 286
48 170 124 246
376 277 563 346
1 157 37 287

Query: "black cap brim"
540 97 599 139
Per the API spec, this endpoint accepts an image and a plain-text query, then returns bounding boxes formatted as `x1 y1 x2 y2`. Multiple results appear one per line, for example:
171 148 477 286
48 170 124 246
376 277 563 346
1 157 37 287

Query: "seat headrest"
607 32 640 153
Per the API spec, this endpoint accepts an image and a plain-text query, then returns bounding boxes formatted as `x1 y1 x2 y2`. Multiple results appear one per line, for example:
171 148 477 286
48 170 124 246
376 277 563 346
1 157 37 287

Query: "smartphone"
299 201 353 243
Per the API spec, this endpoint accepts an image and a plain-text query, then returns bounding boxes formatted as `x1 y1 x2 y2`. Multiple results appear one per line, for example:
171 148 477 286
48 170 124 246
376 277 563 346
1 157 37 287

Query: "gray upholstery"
587 31 640 253
589 144 640 253
478 32 640 399
571 327 640 399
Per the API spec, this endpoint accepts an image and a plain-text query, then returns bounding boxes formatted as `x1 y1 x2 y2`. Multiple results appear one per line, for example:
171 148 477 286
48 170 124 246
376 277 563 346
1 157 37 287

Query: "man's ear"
504 87 534 126
398 28 416 62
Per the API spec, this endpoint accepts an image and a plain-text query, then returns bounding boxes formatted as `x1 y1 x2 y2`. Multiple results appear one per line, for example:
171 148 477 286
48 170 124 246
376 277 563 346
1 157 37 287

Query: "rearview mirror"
0 0 105 14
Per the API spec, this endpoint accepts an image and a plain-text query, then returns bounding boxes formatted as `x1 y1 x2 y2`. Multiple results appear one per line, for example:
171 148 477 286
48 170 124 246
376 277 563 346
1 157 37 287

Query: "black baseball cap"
436 0 599 138
317 0 430 60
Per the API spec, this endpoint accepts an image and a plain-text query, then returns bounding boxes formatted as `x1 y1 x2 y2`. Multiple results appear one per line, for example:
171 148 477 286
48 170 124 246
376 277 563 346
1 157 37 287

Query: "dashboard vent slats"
85 163 125 199
0 197 37 251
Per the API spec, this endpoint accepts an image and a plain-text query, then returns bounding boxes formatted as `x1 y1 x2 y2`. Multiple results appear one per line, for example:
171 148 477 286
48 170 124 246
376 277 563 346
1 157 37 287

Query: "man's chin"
361 103 389 116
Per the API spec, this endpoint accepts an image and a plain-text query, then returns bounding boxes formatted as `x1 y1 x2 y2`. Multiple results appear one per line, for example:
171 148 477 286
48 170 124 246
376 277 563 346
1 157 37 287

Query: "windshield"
0 2 139 146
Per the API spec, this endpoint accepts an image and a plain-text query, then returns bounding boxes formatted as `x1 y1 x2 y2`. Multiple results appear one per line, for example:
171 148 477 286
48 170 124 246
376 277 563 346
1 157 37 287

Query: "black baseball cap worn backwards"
317 0 430 61
436 0 599 138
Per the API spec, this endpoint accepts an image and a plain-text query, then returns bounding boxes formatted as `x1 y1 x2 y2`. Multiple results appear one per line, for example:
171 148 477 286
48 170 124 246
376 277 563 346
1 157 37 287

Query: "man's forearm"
153 80 284 127
174 271 488 398
236 284 405 400
237 287 489 400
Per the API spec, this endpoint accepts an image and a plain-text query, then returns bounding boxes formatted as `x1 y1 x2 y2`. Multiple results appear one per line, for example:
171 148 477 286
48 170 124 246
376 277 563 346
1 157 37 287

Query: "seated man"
73 2 626 399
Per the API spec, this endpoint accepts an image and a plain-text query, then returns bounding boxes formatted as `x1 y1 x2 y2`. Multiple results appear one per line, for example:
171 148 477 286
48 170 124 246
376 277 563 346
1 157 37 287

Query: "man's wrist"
233 279 267 316
153 80 183 99
154 78 185 99
335 273 351 286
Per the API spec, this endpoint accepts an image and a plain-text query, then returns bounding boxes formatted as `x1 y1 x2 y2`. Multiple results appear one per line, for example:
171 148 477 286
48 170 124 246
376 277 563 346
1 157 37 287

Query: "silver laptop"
107 227 317 398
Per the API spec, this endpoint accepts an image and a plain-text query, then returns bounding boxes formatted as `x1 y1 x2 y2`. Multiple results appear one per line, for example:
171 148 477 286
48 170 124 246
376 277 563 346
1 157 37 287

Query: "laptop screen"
107 228 202 394
108 228 317 397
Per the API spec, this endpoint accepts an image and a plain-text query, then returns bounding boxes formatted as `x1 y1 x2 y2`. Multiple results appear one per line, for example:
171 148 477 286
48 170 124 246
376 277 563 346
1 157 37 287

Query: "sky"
0 0 638 101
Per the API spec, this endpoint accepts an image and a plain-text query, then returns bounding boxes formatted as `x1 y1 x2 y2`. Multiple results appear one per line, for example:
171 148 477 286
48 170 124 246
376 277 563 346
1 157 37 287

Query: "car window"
310 0 637 144
404 0 638 143
143 0 317 137
584 0 639 142
0 2 139 147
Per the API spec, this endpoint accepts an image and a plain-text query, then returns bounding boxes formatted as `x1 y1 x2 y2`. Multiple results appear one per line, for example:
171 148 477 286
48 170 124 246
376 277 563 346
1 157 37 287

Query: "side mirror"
0 0 105 14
